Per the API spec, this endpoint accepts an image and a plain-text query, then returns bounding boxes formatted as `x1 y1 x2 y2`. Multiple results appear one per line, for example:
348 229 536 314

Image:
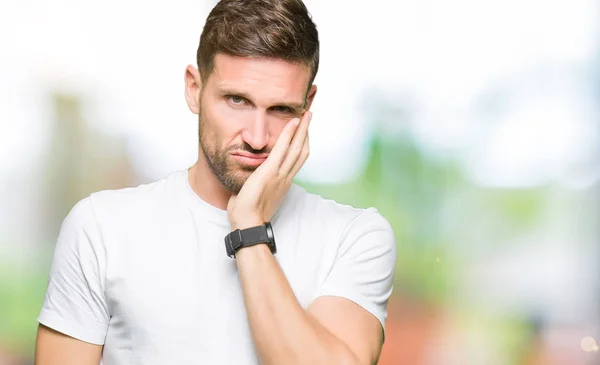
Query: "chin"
222 171 251 194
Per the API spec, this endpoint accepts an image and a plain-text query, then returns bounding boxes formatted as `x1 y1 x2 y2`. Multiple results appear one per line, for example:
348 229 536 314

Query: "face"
185 54 317 194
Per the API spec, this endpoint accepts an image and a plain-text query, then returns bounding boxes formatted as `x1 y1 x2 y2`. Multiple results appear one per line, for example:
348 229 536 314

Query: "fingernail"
294 118 300 126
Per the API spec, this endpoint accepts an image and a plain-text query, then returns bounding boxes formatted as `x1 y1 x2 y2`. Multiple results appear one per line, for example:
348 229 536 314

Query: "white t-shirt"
38 169 396 365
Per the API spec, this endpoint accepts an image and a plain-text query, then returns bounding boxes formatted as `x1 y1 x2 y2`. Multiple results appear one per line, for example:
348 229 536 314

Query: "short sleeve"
314 208 397 336
37 196 110 345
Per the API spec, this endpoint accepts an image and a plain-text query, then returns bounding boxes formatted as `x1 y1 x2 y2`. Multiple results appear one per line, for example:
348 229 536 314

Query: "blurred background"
1 0 599 364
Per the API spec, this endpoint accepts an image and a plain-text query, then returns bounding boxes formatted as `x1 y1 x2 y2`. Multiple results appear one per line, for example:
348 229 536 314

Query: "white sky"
0 0 598 186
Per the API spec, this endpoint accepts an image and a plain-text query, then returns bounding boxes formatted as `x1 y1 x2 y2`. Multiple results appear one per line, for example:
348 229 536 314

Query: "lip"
231 152 268 167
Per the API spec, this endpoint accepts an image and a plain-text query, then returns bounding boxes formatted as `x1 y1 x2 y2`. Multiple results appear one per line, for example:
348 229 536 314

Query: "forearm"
236 244 358 365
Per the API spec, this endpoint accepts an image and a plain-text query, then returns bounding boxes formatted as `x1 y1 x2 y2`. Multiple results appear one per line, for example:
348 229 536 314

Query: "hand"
227 111 312 230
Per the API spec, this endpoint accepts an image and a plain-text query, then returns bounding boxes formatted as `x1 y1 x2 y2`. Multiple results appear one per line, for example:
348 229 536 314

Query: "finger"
280 111 311 173
281 112 310 174
288 131 309 180
265 117 301 169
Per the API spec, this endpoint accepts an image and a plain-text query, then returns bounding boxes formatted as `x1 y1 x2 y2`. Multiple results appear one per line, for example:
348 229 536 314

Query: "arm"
35 325 103 365
36 197 110 364
227 112 396 365
236 244 384 365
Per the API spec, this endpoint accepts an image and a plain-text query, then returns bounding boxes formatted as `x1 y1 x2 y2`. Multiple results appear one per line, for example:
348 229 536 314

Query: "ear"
304 84 318 111
184 65 203 115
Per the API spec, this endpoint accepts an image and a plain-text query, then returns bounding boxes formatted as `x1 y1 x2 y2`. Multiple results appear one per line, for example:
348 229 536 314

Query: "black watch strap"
225 222 276 258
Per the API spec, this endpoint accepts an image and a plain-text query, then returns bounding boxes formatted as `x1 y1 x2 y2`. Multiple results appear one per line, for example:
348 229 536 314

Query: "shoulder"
287 184 395 243
58 170 187 241
87 170 184 219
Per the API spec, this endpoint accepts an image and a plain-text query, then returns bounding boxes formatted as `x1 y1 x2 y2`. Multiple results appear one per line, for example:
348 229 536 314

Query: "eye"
227 95 245 104
271 106 294 114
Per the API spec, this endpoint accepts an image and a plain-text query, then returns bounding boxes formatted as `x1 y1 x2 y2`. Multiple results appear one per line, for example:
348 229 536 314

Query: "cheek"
218 105 254 129
267 118 288 141
204 102 245 140
264 117 289 150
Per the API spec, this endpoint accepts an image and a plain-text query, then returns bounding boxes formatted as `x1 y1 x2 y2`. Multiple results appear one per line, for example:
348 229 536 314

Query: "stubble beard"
199 117 255 195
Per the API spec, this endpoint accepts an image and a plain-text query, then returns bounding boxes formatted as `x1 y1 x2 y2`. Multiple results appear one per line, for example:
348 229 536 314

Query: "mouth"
231 152 268 168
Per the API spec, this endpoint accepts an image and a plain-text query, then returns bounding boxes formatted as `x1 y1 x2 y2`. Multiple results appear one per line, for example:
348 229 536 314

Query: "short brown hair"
197 0 319 88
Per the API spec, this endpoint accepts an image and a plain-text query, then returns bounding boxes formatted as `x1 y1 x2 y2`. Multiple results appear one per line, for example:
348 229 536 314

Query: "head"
184 0 319 194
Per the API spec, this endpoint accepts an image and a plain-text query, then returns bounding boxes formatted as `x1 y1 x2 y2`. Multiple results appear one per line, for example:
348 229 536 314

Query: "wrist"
224 222 277 259
230 216 264 230
235 243 271 260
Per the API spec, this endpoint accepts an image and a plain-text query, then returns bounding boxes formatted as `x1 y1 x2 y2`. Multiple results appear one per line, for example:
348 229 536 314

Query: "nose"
241 111 270 151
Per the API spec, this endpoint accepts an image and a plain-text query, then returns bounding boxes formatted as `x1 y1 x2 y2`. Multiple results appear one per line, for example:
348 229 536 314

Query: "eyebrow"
218 87 306 112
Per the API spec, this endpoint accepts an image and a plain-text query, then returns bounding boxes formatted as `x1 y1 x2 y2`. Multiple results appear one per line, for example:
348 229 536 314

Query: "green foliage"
477 188 548 230
0 259 50 356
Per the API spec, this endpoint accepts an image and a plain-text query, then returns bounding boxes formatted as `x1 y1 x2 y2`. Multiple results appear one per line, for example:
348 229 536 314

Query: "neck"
188 151 232 211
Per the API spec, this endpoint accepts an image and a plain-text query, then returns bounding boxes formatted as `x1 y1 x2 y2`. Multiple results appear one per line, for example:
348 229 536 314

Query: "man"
34 0 397 364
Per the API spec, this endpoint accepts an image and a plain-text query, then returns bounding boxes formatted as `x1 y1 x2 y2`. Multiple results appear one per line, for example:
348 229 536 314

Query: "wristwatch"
224 222 277 259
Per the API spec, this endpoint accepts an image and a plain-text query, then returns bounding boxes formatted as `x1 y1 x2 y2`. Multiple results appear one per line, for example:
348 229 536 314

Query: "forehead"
208 53 311 104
